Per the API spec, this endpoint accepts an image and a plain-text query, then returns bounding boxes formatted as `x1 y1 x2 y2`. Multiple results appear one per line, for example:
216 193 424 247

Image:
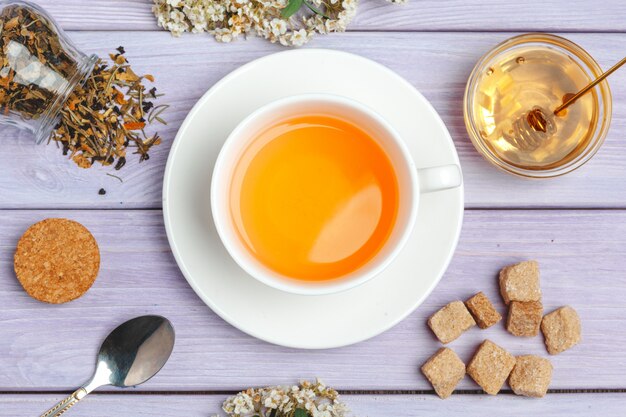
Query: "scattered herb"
48 48 166 170
106 172 124 183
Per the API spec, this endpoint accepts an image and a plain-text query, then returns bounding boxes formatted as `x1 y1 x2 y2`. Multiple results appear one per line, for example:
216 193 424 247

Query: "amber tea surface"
229 114 399 281
471 44 598 170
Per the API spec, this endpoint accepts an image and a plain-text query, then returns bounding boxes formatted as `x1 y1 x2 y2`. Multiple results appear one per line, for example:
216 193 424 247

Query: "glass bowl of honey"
464 33 612 178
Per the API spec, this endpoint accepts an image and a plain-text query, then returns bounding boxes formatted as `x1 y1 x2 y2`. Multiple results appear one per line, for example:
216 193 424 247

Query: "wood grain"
4 393 626 416
1 209 624 391
2 1 626 411
31 0 626 32
0 32 624 209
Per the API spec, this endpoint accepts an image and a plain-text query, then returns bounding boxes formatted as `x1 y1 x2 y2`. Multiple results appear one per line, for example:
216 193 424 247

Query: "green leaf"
294 409 309 417
281 0 304 18
303 0 329 18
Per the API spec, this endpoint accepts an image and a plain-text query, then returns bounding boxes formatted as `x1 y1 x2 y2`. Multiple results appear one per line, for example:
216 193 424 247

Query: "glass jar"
0 0 97 143
464 33 612 178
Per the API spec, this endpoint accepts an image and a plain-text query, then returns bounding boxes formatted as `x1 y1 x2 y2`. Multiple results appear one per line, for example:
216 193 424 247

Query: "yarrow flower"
153 0 404 46
220 379 349 417
222 391 255 415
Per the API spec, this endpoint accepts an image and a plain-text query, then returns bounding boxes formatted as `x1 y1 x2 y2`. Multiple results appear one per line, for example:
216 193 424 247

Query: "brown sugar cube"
509 355 553 398
421 348 466 399
541 306 582 355
499 260 541 304
467 340 516 395
465 292 502 329
428 301 476 344
507 301 543 337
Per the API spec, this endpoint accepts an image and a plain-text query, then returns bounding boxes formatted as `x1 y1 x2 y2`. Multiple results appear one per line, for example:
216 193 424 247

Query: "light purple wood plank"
3 393 626 416
0 210 625 391
30 0 626 32
0 32 625 209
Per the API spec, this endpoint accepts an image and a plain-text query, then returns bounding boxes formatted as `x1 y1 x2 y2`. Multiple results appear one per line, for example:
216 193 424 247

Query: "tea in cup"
212 94 461 295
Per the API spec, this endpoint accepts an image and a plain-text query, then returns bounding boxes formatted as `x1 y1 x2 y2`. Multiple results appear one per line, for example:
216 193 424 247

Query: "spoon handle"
39 388 87 417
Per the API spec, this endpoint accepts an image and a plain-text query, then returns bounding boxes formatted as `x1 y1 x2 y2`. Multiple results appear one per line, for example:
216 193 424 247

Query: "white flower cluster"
220 379 350 417
152 0 402 46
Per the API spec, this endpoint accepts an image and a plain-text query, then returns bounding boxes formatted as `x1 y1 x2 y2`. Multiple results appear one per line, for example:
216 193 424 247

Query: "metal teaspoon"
40 315 175 417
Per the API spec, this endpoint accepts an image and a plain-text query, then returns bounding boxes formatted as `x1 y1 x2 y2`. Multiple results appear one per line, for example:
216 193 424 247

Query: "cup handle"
417 164 462 194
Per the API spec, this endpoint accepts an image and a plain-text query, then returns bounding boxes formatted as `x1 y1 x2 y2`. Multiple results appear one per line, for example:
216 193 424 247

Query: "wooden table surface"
2 1 626 415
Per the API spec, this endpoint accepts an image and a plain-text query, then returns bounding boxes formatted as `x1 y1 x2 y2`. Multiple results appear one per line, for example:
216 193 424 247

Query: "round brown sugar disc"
14 218 100 304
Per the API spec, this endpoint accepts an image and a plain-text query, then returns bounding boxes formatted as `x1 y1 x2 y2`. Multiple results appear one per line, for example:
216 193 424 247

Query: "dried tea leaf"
4 16 19 30
123 121 145 130
49 48 166 170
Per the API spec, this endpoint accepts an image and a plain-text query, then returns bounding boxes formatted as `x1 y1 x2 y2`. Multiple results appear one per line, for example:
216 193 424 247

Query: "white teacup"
211 94 462 295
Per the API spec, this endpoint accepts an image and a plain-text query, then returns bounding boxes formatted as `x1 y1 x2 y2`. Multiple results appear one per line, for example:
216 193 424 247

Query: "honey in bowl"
472 45 597 170
229 114 399 281
464 34 612 178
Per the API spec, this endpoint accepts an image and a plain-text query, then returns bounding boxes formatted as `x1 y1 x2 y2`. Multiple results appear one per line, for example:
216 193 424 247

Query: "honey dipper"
514 56 625 151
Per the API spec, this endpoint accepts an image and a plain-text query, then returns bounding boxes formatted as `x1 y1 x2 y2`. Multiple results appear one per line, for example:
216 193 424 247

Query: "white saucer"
163 49 464 349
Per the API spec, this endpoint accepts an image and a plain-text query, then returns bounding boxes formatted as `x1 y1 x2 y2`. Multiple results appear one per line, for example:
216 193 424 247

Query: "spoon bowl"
40 315 175 417
90 315 175 389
